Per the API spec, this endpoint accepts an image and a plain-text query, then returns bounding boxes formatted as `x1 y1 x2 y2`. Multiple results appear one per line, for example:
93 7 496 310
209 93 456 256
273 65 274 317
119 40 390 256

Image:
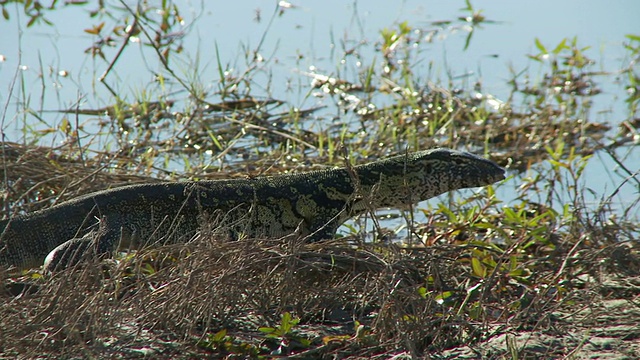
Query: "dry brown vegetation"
1 211 639 358
2 1 640 358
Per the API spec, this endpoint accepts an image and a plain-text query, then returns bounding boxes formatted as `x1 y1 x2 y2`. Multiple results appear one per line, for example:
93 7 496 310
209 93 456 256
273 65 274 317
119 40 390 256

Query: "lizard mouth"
475 159 506 186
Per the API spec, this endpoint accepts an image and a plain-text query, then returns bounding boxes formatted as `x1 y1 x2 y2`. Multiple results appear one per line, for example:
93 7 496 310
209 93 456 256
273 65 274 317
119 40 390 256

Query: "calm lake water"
1 0 638 220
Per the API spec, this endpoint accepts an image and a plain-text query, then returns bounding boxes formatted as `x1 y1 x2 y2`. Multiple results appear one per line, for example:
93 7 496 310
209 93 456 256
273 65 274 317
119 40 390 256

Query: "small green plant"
458 0 495 50
198 329 260 357
622 34 640 114
258 312 312 355
380 21 412 59
322 320 375 346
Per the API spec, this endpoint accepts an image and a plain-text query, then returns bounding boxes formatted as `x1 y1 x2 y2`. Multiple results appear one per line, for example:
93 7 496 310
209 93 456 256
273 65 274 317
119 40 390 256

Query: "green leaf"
551 38 568 54
258 326 276 334
211 329 227 342
472 222 494 230
471 257 486 278
435 291 453 301
548 159 568 169
503 206 518 222
468 302 483 320
296 337 312 347
27 15 38 27
625 34 640 42
417 287 428 299
464 29 474 51
534 38 547 53
527 54 543 62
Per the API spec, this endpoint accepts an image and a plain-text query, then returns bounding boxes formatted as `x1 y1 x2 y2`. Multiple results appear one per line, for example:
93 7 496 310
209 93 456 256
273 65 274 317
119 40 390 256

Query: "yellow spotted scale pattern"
0 148 505 270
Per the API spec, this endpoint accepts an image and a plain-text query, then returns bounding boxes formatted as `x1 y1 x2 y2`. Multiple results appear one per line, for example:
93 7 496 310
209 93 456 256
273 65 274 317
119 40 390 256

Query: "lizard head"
356 148 505 208
415 148 506 193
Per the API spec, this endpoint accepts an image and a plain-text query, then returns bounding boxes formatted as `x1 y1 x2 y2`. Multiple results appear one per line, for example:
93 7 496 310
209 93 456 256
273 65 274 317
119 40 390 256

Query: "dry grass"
2 216 639 358
0 142 158 215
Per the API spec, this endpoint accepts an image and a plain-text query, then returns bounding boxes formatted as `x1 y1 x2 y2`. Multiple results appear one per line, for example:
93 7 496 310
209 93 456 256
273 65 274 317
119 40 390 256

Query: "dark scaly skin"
0 148 505 270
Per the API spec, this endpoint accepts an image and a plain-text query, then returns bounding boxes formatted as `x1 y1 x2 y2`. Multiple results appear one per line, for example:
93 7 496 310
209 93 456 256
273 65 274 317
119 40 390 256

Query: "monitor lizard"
0 148 505 271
